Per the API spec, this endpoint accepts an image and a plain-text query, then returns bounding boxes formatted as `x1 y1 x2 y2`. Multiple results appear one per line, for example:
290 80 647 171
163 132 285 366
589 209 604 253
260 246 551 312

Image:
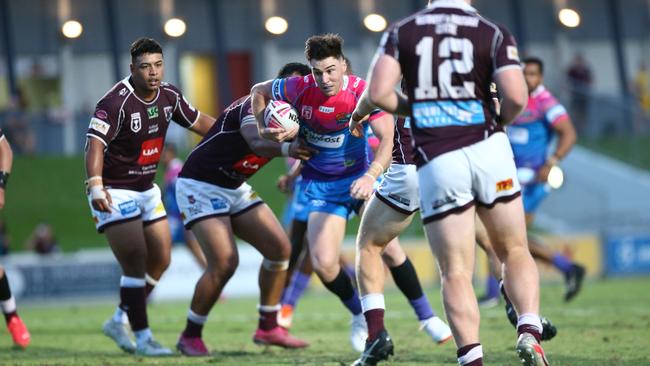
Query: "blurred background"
0 0 648 302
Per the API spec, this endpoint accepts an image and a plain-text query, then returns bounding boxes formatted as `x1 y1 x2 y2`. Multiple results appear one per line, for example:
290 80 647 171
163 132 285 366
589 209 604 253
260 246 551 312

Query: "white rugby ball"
264 100 300 134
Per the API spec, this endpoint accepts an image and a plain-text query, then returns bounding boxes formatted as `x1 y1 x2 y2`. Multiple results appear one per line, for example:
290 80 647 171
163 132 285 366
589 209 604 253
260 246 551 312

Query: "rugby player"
85 37 215 356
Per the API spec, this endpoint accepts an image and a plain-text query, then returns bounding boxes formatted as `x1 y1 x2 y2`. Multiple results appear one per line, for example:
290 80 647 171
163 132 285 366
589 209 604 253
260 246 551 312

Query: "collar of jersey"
427 0 476 12
122 75 161 105
530 85 546 98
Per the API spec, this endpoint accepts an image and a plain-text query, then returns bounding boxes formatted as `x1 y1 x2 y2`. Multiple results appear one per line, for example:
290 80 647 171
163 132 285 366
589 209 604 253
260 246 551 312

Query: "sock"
457 343 483 365
390 258 435 320
258 304 280 331
361 294 385 341
183 309 208 338
322 269 362 315
552 253 573 273
0 272 17 323
119 276 148 332
517 313 543 343
280 271 311 307
485 275 500 298
145 274 158 297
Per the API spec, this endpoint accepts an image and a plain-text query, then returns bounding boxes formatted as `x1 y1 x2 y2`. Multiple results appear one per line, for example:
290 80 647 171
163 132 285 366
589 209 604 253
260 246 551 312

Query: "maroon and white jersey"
379 0 521 167
0 128 4 140
179 95 271 189
87 77 199 191
393 117 415 165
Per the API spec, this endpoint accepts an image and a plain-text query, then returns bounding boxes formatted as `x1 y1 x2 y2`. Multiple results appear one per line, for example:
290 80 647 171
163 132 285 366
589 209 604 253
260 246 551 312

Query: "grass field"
1 278 648 365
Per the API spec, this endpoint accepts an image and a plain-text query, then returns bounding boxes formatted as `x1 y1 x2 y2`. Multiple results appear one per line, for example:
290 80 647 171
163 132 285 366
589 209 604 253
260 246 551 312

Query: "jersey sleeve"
271 76 305 104
167 84 200 128
87 98 121 146
239 98 257 127
377 25 399 60
492 25 522 75
541 96 570 126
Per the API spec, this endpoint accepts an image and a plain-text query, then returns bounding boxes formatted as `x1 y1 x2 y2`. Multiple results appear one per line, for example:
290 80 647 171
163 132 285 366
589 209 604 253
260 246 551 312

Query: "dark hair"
343 56 352 74
305 33 344 61
277 62 311 78
523 57 544 74
130 37 163 62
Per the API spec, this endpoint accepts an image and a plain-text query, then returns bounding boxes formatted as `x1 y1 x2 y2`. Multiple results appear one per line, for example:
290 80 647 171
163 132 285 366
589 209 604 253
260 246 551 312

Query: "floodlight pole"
208 0 231 110
103 0 121 82
0 0 17 97
606 0 633 132
311 0 325 34
509 0 526 52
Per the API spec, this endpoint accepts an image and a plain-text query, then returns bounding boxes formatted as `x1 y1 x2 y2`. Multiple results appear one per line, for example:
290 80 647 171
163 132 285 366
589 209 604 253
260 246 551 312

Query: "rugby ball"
264 100 300 134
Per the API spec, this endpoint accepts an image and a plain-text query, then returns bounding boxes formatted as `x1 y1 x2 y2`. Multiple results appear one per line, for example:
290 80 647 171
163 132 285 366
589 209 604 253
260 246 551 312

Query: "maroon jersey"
393 117 415 165
379 0 521 167
0 128 4 140
179 95 271 189
87 77 199 191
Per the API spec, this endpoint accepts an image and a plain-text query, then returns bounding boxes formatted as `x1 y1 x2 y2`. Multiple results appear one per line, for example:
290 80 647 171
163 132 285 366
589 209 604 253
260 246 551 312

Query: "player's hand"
288 139 317 161
90 186 113 213
277 174 294 194
260 127 294 142
350 174 375 200
348 112 368 138
0 188 5 210
536 163 552 183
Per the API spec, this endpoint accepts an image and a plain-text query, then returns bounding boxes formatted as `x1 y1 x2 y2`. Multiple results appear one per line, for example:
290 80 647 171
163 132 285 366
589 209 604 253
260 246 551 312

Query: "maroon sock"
518 324 541 343
364 308 385 341
120 286 148 331
258 309 278 331
457 343 483 366
183 318 204 338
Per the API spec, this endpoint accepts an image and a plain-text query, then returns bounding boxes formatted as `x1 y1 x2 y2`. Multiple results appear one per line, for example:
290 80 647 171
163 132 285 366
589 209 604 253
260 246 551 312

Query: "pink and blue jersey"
508 85 569 170
271 74 385 181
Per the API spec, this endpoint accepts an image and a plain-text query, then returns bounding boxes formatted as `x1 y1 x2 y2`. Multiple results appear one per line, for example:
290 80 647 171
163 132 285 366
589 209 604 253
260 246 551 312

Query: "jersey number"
414 37 476 100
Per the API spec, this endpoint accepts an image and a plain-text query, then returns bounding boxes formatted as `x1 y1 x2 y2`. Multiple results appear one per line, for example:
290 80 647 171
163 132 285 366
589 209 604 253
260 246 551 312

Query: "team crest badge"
301 106 312 120
164 106 173 122
131 112 141 133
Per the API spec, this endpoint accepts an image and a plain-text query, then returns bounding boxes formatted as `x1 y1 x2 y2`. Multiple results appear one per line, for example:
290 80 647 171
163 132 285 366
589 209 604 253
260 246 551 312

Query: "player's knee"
310 254 337 277
207 255 239 281
262 258 289 272
440 269 472 284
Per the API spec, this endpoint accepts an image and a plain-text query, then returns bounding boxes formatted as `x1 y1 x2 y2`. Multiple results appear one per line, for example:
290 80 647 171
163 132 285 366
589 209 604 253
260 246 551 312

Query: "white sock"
0 296 16 314
517 313 543 333
188 309 208 325
120 276 146 288
257 304 281 313
458 344 483 365
360 293 385 313
134 328 153 346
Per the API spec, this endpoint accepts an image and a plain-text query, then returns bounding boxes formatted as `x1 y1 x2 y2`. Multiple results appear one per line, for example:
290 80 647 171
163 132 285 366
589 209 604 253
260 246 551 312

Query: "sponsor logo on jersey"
118 88 128 96
148 124 159 134
233 154 271 176
507 46 520 61
433 196 457 210
89 117 110 135
301 106 313 120
336 112 351 125
413 101 485 128
118 200 138 216
302 129 345 148
131 112 142 133
147 106 159 119
319 106 335 114
164 106 173 122
137 137 164 165
496 178 514 192
95 109 108 119
210 198 227 210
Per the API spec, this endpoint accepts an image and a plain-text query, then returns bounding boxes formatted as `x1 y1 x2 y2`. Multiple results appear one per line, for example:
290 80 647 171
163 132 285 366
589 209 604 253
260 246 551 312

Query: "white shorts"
375 163 420 214
88 184 167 232
175 178 263 228
418 132 521 223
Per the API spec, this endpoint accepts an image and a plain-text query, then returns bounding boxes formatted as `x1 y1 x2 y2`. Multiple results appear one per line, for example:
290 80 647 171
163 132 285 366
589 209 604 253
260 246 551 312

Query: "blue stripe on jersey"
412 100 485 128
271 79 286 101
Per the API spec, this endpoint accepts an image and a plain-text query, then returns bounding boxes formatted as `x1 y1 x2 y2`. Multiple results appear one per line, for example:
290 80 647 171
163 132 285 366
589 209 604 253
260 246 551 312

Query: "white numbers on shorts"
414 36 476 100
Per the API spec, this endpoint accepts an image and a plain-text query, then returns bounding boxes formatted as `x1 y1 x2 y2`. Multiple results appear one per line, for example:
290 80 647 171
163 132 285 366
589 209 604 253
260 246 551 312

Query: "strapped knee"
262 258 289 271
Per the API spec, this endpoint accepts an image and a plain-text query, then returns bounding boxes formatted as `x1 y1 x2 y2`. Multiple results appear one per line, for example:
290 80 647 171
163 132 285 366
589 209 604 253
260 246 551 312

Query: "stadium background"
0 1 648 364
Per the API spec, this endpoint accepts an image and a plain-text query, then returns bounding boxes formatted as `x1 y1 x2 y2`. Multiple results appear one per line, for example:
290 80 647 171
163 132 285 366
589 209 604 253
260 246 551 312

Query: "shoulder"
96 79 131 111
160 82 183 98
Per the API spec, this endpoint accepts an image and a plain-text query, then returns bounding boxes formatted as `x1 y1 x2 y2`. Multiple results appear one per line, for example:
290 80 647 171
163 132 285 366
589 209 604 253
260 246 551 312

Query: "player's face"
310 57 344 97
130 53 164 93
523 63 543 92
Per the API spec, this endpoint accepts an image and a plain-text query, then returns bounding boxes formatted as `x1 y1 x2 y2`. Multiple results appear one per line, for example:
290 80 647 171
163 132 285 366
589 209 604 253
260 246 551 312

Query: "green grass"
580 136 650 171
1 278 649 365
2 156 425 253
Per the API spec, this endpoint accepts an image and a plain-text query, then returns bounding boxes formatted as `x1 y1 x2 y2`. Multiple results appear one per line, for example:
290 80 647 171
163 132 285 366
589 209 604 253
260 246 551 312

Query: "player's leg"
475 215 503 307
279 218 311 328
232 203 308 348
177 216 238 356
104 219 171 356
183 229 207 269
142 218 171 296
0 266 30 348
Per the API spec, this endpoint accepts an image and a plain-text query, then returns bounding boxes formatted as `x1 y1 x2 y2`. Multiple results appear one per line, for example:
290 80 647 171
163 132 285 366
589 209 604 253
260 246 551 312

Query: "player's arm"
250 80 293 142
84 138 112 212
277 160 303 194
348 89 375 137
240 124 314 160
189 112 216 136
0 137 13 210
350 113 394 200
367 54 410 117
494 68 528 125
537 116 577 182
